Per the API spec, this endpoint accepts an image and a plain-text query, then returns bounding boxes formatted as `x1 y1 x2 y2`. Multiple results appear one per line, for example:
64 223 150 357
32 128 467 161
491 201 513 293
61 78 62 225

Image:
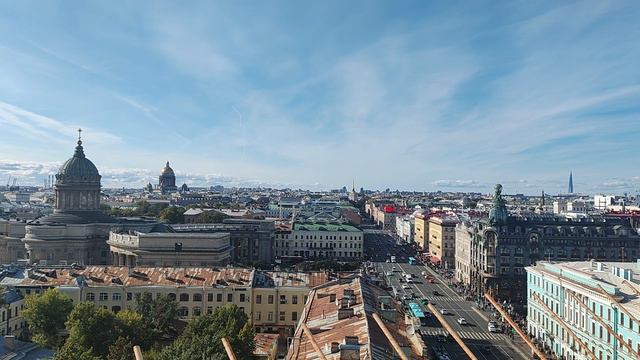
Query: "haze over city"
1 1 639 194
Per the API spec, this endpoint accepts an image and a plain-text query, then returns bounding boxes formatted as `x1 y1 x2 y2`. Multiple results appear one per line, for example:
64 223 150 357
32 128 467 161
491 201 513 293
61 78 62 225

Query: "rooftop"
528 260 640 316
286 275 420 359
293 220 362 233
0 266 254 288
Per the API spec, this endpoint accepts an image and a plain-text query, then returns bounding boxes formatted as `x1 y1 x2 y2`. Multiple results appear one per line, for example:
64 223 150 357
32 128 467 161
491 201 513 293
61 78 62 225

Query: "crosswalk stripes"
420 328 507 341
418 296 463 303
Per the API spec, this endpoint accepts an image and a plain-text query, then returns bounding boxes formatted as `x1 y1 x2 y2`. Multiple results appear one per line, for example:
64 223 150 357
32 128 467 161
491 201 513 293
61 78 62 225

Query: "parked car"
433 290 440 296
402 284 411 289
457 318 467 325
440 309 448 315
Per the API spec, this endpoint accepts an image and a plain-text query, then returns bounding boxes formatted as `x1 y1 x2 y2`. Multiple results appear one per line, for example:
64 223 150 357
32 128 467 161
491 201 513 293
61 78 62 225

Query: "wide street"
365 231 530 360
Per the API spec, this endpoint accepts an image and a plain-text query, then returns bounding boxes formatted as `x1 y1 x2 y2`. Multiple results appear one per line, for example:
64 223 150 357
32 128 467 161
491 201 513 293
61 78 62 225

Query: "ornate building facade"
158 161 178 194
469 184 640 306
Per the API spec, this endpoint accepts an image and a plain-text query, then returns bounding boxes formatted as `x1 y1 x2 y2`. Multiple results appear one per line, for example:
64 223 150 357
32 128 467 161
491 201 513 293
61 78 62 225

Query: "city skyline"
1 1 639 194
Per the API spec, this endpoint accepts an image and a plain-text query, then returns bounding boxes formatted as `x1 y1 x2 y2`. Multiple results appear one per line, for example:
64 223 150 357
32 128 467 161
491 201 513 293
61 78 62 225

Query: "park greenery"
102 200 229 224
21 289 254 360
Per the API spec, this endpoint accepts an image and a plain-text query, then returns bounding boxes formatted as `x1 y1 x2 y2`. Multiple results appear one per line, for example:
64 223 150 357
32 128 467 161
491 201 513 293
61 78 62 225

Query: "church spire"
568 172 574 194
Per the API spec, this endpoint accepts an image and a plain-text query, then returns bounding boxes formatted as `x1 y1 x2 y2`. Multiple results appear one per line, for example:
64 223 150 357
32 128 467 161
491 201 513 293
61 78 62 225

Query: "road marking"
472 307 491 322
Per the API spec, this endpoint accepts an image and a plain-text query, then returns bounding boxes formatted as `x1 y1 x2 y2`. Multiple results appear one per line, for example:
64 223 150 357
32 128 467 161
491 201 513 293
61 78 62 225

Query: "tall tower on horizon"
568 172 574 194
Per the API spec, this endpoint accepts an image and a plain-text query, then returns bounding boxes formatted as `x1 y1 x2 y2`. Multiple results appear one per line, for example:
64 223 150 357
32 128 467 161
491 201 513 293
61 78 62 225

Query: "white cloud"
0 101 122 145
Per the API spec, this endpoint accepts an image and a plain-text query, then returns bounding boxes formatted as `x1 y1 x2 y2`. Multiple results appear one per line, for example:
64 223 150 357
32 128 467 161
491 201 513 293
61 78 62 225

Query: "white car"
440 309 448 315
488 321 499 332
402 294 411 301
402 284 411 289
386 271 393 276
457 318 467 325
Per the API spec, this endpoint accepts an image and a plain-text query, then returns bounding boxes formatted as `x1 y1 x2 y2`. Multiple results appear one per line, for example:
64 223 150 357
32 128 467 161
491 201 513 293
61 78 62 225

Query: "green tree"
193 210 229 224
159 304 255 360
106 336 135 360
63 302 119 358
22 288 74 349
135 292 178 340
54 339 102 360
159 206 186 224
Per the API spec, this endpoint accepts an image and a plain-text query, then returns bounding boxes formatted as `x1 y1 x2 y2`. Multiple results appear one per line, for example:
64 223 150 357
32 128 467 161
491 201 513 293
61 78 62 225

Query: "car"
436 334 448 343
424 311 432 318
440 309 448 315
385 271 393 276
433 290 440 296
457 318 467 325
488 321 500 333
402 284 411 289
391 266 396 271
385 259 390 263
402 295 411 301
429 278 437 284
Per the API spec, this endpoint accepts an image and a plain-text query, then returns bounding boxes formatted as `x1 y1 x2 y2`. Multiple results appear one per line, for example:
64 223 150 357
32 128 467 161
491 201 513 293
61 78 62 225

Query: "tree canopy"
22 288 74 349
134 292 179 340
158 304 255 360
159 206 186 224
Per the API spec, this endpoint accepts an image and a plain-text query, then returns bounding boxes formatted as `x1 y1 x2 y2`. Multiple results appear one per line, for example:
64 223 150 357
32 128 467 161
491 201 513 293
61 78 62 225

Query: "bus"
408 257 416 265
408 302 428 326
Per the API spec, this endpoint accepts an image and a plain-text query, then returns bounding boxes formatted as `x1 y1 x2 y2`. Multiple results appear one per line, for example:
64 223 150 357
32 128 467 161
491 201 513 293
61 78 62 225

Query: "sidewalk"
422 262 541 359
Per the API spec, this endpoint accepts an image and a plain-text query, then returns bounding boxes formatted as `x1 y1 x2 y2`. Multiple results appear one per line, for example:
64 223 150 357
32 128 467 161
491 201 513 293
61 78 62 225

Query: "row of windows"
255 310 298 322
85 291 249 303
255 294 307 305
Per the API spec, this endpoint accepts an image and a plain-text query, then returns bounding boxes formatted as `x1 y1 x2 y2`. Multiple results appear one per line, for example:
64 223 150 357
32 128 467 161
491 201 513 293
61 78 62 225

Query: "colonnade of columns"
110 251 136 267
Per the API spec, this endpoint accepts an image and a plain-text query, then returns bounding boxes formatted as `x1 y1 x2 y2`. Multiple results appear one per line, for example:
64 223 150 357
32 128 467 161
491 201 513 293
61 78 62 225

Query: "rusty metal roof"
286 275 420 360
254 333 280 356
7 266 254 288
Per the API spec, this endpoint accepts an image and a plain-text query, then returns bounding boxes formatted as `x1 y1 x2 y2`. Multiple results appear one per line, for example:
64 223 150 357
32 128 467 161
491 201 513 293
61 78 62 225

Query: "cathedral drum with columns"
22 131 116 265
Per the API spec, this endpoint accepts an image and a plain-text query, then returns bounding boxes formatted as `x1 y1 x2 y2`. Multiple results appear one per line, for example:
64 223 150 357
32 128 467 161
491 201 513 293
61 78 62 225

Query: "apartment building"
428 216 459 269
0 266 334 338
0 290 26 336
414 212 429 250
286 275 426 359
273 220 363 261
526 261 640 360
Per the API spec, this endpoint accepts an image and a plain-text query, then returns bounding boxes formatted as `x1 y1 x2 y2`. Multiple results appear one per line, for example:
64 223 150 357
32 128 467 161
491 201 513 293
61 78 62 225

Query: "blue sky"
0 1 639 194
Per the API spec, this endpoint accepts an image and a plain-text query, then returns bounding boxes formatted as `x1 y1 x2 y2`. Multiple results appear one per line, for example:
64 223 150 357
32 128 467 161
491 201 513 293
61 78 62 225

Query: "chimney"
338 306 354 320
339 337 360 360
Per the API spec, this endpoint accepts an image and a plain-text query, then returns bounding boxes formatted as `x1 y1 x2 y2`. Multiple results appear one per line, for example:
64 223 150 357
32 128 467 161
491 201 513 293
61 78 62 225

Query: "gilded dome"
161 161 175 176
56 140 101 184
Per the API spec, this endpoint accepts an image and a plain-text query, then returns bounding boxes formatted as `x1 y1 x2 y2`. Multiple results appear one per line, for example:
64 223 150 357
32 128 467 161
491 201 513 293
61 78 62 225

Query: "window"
268 295 274 304
268 312 274 322
217 294 222 302
178 307 189 317
193 307 202 316
292 311 298 322
280 311 286 321
208 293 213 302
304 295 308 304
112 293 122 301
193 294 203 302
292 295 298 305
227 293 233 302
86 292 95 301
179 293 189 302
168 293 176 301
280 295 287 304
112 306 121 313
207 306 213 314
256 295 262 304
240 294 246 302
126 292 133 301
99 293 108 301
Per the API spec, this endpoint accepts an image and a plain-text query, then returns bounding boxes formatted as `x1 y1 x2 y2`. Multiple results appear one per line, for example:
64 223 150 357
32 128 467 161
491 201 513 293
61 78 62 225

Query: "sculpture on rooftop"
488 183 508 225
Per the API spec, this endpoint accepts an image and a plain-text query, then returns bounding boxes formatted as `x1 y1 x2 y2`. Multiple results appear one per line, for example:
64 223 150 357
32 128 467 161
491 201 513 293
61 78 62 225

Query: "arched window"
179 293 189 302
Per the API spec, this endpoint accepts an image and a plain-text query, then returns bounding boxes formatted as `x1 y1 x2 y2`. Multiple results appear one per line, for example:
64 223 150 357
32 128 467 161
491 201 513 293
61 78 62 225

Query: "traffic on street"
365 231 530 360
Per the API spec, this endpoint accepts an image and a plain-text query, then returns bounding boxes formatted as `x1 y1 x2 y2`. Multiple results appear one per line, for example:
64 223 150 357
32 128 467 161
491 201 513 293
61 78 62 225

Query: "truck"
390 255 396 263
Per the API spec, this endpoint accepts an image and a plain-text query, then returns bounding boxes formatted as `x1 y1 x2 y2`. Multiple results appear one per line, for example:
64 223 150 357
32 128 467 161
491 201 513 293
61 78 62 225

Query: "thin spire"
568 172 574 194
74 128 85 158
